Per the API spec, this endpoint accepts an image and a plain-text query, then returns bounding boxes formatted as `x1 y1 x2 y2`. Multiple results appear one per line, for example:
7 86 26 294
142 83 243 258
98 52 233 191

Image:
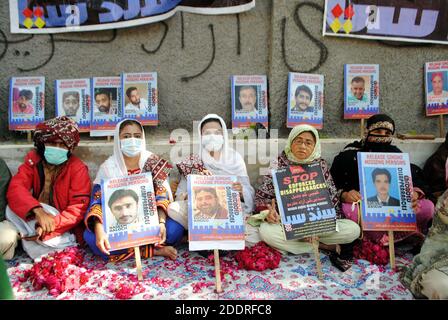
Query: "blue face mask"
121 138 143 157
44 146 69 165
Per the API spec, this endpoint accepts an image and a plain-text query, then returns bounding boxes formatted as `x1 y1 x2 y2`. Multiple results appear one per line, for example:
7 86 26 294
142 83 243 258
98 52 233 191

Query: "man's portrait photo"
235 85 258 114
107 188 141 226
367 168 400 207
125 85 148 115
291 85 313 113
193 187 228 222
427 71 448 102
94 88 117 116
347 76 369 106
61 91 80 118
12 88 34 115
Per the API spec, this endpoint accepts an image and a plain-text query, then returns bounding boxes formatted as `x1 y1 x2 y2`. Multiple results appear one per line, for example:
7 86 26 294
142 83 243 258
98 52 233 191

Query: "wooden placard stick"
312 237 323 281
360 118 365 138
214 249 223 293
388 231 396 271
439 115 445 138
107 136 112 142
27 131 32 143
134 246 143 281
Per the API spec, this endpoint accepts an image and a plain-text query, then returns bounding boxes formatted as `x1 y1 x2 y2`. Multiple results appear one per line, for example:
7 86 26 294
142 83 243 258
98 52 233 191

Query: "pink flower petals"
20 247 90 297
354 240 390 266
235 242 282 271
191 281 214 293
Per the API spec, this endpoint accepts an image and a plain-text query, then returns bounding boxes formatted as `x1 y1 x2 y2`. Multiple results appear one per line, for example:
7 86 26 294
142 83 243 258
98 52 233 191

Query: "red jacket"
7 150 92 241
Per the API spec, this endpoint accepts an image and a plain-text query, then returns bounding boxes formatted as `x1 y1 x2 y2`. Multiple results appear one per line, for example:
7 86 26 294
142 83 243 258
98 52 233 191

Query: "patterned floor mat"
6 245 415 300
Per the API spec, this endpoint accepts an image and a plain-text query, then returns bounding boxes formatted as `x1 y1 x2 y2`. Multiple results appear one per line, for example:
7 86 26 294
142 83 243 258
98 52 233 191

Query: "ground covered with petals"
6 244 414 300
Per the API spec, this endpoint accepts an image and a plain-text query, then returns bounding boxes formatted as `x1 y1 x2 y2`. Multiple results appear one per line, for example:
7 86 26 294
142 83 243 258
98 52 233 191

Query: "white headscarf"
93 119 154 185
284 124 321 164
198 114 255 214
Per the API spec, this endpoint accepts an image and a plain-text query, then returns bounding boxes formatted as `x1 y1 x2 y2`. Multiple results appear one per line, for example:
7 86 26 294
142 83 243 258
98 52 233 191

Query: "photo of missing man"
106 188 145 233
94 87 118 117
427 71 448 102
124 84 148 115
61 91 80 118
235 85 259 114
12 87 35 117
347 76 370 107
366 167 401 208
291 84 314 113
193 186 229 223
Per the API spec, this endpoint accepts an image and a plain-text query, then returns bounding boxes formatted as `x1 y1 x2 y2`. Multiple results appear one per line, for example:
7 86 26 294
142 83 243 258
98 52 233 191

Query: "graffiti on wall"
1 11 242 81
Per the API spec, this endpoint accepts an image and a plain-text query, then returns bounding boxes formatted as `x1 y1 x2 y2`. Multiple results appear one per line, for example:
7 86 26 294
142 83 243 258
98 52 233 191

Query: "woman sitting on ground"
168 114 255 247
330 114 434 254
402 159 448 299
83 119 184 262
254 124 361 271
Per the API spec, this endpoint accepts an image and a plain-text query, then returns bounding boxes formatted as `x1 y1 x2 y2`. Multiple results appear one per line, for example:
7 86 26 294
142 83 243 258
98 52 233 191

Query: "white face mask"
201 134 224 152
121 138 143 157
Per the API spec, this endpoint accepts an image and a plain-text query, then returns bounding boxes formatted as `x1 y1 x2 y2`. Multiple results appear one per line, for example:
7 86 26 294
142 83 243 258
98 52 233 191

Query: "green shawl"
401 189 448 298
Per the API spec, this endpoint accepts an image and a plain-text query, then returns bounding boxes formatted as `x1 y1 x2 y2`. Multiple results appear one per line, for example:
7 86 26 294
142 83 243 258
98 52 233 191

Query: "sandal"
329 252 354 272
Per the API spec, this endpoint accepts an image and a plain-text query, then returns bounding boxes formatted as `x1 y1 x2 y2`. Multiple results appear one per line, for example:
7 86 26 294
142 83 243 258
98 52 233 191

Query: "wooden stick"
107 136 111 142
388 231 396 271
27 131 32 143
439 115 445 138
360 118 365 138
214 249 223 293
134 246 143 281
312 237 323 281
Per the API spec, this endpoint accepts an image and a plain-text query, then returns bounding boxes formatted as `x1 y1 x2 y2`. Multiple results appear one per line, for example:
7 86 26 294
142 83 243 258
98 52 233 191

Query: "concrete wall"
0 0 447 140
0 0 271 140
269 1 448 138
